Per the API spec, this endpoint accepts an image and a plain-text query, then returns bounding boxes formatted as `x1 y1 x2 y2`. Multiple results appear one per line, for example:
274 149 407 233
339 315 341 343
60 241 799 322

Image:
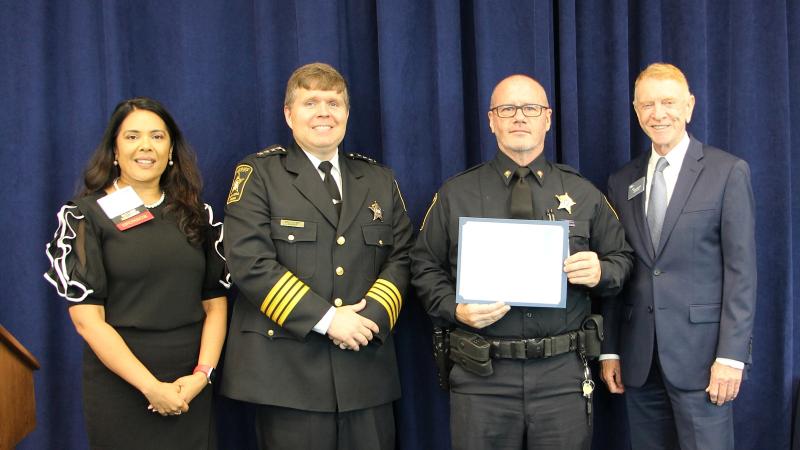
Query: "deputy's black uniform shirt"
411 151 633 339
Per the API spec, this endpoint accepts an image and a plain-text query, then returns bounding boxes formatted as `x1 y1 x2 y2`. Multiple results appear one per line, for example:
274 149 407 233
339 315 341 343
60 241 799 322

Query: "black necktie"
318 161 342 216
510 167 534 219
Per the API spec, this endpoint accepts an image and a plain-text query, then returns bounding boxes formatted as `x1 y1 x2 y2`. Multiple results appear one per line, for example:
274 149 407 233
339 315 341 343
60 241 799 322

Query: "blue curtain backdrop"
1 1 797 449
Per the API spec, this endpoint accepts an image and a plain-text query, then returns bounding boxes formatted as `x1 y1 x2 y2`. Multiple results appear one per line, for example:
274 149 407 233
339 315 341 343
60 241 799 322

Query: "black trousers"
254 402 394 450
449 352 591 450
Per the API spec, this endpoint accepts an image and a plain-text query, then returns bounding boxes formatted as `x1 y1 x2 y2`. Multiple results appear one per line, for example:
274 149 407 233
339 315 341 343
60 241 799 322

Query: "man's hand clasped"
328 299 379 351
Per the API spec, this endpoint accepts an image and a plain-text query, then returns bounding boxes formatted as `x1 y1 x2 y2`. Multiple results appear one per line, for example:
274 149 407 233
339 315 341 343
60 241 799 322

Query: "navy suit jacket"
604 136 757 390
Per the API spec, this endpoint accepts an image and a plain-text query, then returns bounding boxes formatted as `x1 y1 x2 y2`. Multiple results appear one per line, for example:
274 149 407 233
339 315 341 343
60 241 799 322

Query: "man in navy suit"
601 63 757 450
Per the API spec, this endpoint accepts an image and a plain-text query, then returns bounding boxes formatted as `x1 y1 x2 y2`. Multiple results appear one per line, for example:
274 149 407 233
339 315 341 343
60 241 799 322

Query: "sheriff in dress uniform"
411 75 633 450
221 63 413 450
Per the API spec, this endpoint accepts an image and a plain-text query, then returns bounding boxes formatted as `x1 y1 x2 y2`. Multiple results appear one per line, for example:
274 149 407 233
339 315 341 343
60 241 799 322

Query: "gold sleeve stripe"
277 285 309 326
266 276 300 316
261 271 294 313
419 193 438 231
260 271 309 325
603 195 620 221
374 279 402 307
370 282 399 314
366 291 396 328
271 280 303 319
368 285 398 320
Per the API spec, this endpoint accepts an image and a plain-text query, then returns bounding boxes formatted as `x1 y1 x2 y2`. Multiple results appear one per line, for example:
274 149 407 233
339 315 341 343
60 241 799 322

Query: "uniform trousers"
449 352 591 450
254 402 394 450
625 349 734 450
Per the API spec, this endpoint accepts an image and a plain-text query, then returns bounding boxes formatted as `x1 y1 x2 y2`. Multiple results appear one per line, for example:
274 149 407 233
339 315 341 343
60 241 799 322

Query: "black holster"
448 328 494 377
432 327 454 390
579 314 604 359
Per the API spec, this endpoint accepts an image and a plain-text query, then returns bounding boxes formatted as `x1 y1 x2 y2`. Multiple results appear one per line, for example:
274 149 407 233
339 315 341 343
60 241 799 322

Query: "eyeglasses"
490 104 549 118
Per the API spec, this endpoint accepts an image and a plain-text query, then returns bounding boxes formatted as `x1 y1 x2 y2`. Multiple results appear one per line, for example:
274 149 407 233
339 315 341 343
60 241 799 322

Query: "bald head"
490 75 549 110
488 74 552 166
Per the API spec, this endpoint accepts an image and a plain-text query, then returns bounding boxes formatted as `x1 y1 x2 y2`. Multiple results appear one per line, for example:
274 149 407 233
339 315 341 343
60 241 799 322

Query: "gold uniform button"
335 266 344 276
287 234 295 242
334 298 343 307
267 329 274 337
337 236 346 245
378 239 384 246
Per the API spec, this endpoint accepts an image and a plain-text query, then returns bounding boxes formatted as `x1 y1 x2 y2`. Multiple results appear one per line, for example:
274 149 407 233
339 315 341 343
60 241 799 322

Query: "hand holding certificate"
455 217 569 308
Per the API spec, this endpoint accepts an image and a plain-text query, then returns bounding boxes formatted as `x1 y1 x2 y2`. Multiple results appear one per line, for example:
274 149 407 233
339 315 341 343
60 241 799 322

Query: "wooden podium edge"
0 325 40 370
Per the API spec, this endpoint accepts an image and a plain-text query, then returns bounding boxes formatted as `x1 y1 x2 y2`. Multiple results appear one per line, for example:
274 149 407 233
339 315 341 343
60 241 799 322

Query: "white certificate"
455 217 569 308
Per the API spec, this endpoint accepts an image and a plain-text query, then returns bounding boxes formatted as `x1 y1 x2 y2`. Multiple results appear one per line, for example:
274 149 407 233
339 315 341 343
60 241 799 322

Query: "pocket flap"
241 309 292 339
689 304 721 323
683 202 718 213
569 220 590 238
362 224 394 246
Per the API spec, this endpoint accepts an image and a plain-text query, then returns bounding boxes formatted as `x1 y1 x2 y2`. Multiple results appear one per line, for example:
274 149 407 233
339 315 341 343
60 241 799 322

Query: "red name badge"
97 186 155 231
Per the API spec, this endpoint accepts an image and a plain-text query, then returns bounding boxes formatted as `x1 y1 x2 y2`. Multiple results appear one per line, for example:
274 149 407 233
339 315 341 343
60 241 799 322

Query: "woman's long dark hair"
80 97 206 245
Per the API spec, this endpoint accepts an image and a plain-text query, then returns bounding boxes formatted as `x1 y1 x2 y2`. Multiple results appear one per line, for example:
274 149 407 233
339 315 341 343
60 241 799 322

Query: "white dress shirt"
300 148 342 335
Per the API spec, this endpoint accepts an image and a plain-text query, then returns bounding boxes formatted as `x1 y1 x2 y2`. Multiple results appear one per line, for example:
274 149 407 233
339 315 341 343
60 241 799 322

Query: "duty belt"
489 331 581 360
446 315 604 378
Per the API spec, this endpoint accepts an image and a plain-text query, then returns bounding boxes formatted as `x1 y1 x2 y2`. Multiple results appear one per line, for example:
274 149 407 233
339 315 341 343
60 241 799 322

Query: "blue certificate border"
455 217 569 308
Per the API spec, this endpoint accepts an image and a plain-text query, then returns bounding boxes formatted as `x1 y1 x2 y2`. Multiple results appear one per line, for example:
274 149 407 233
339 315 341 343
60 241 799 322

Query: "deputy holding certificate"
410 74 633 450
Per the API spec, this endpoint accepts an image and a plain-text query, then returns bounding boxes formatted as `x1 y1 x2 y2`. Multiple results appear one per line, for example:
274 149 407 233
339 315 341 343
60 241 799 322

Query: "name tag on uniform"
280 219 305 228
97 186 154 231
628 177 646 200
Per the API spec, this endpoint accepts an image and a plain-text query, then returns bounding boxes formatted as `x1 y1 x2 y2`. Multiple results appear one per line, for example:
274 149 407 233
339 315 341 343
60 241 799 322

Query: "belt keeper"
543 339 552 358
499 341 509 358
512 341 525 359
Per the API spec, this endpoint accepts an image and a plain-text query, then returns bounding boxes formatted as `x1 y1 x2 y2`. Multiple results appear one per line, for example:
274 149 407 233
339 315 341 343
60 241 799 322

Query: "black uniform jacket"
411 151 633 339
221 142 413 412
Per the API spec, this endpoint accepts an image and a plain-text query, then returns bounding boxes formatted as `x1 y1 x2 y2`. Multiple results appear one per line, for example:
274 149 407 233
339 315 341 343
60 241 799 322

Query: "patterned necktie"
318 161 342 216
647 157 669 249
510 167 534 219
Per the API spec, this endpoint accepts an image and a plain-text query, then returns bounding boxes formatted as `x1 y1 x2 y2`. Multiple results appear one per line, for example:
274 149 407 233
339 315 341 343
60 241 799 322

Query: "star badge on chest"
368 201 383 221
555 193 576 215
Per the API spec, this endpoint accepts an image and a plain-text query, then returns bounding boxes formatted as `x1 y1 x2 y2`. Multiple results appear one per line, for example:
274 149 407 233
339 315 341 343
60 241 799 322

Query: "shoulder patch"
346 152 378 164
227 164 254 204
394 179 408 212
420 193 438 231
256 145 287 157
603 195 620 221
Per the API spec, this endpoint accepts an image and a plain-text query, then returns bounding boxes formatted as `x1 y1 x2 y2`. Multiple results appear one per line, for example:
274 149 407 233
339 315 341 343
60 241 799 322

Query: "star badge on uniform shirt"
369 201 383 221
555 193 576 215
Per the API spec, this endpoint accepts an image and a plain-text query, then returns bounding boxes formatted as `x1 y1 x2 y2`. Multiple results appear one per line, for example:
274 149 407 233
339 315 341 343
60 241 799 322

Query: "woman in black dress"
44 97 229 450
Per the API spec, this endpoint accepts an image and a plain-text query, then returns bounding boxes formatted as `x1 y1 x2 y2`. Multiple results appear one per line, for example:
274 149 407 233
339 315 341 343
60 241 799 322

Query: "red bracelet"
193 364 214 384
